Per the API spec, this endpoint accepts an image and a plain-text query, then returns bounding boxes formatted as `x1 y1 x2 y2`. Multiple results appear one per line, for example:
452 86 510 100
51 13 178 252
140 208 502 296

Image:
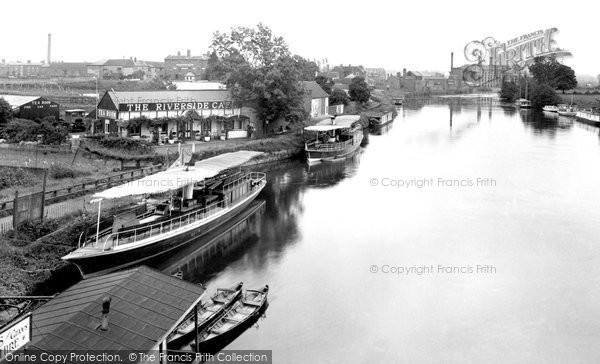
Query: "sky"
1 0 597 78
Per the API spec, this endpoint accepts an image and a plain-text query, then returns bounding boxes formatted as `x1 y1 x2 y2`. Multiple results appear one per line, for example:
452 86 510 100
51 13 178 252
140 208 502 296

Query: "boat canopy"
304 115 361 132
92 151 263 200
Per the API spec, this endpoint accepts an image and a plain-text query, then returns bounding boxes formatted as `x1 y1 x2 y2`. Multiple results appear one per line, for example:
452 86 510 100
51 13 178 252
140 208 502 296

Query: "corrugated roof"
0 95 40 108
107 90 233 105
28 266 204 355
303 81 329 99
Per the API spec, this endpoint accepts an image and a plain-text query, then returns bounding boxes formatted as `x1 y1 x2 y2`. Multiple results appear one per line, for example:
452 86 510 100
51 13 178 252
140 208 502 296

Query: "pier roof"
27 266 204 356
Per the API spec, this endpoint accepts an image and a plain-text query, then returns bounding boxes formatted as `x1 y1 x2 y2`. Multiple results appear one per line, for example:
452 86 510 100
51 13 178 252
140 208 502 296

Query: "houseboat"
304 115 363 164
516 99 532 109
62 151 267 278
392 97 404 105
575 110 600 126
365 111 394 128
558 104 577 116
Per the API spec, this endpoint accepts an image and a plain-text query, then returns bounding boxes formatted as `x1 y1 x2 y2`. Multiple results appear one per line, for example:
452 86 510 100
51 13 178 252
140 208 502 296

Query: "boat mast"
95 199 102 245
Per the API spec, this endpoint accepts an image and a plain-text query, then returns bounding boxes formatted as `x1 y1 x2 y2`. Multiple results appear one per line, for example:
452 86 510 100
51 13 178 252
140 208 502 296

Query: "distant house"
87 59 163 80
41 62 90 78
1 95 59 120
331 64 366 79
0 60 43 78
303 81 329 118
164 50 208 81
365 68 387 87
400 70 448 93
386 74 401 90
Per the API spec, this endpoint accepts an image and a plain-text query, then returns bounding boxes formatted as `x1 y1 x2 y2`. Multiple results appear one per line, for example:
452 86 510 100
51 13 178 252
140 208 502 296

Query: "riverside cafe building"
93 90 255 143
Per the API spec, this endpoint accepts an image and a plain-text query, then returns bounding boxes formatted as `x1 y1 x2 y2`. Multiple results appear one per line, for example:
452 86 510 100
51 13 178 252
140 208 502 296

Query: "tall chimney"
187 49 191 57
177 51 181 56
100 296 111 331
47 33 51 65
450 52 454 71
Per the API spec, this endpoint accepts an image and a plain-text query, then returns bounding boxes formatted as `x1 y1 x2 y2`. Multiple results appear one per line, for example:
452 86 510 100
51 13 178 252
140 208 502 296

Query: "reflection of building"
1 95 60 120
94 89 255 141
164 50 208 81
303 81 329 118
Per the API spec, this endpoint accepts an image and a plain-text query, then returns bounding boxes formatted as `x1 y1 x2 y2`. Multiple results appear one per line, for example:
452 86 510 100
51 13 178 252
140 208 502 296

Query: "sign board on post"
0 314 32 361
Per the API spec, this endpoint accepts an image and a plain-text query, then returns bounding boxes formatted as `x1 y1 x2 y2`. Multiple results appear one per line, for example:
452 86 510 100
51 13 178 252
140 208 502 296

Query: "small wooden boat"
515 98 531 109
168 282 243 348
191 285 269 353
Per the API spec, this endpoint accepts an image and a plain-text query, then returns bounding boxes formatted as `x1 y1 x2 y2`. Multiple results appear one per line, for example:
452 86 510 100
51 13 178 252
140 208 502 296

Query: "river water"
156 96 600 363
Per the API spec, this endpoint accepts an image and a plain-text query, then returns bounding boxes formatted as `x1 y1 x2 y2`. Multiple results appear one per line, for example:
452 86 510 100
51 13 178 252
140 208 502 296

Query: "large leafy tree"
530 81 561 109
0 97 12 125
529 55 577 93
209 24 307 127
349 77 370 104
329 89 349 106
315 75 334 95
293 56 319 81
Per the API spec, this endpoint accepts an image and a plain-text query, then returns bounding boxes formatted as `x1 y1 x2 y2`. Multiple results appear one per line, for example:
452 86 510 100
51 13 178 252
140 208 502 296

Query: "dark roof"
28 266 204 355
104 59 136 67
106 90 233 105
165 55 208 61
303 81 329 99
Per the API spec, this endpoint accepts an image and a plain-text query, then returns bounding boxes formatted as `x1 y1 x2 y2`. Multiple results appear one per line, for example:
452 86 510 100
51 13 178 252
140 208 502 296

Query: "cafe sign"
118 101 234 112
0 314 32 360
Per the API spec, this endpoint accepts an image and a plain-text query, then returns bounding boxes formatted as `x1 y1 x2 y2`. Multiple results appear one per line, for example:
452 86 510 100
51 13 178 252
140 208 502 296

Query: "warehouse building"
94 89 255 142
0 95 60 120
164 50 208 81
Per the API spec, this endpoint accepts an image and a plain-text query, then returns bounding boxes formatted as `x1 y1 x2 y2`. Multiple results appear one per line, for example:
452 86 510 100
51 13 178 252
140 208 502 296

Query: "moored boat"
365 110 394 127
515 98 532 109
62 151 267 278
542 105 559 112
304 115 363 164
167 282 243 348
575 110 600 126
190 285 269 353
392 97 403 105
558 103 577 116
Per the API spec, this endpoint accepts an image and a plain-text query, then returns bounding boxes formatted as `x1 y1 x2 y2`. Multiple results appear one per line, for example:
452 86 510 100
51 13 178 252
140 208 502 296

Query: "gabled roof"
28 266 204 356
104 59 136 67
303 81 329 99
0 95 42 108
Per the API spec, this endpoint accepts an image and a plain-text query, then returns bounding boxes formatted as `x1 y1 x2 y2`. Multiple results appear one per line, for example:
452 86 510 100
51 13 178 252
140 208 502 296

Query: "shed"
0 95 60 121
25 266 205 361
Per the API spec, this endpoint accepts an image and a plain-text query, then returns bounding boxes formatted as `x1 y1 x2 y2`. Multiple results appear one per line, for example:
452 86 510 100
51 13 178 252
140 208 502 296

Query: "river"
155 95 600 363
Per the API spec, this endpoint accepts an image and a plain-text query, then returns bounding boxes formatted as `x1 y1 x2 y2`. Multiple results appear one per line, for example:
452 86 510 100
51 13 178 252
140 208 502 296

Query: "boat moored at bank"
542 105 559 112
304 115 363 164
576 110 600 126
62 151 267 278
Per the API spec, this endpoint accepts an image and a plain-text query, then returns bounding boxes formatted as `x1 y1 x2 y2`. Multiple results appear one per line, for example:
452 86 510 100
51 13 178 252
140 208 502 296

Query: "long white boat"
576 110 600 126
542 105 559 112
62 151 266 278
304 115 363 164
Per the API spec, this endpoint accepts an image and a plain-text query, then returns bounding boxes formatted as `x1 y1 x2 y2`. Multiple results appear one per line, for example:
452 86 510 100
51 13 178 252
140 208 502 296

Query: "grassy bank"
0 214 93 296
559 94 600 109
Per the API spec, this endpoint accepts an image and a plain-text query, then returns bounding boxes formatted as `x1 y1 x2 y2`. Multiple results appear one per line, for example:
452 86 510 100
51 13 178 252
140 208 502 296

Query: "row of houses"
0 49 209 81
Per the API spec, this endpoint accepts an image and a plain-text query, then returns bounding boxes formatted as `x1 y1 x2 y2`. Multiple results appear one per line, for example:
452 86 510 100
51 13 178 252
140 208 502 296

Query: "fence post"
12 190 19 229
41 169 47 222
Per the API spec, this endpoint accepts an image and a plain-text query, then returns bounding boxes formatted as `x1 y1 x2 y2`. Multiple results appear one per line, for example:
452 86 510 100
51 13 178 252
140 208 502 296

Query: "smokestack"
450 52 454 71
187 49 191 57
100 296 111 331
47 33 51 65
177 51 181 56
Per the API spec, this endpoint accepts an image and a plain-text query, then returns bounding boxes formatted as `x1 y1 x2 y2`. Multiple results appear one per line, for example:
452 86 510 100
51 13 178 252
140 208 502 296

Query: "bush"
0 118 69 145
0 167 37 190
86 134 154 153
48 164 90 179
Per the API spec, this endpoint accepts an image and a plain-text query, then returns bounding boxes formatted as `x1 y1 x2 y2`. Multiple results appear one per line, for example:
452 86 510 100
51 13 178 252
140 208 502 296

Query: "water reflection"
519 109 574 136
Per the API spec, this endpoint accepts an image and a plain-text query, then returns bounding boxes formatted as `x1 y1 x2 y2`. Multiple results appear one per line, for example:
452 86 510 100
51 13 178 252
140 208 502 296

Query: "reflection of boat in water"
306 151 361 188
153 200 266 280
304 115 363 164
190 285 269 354
62 151 266 278
167 282 243 348
370 120 393 135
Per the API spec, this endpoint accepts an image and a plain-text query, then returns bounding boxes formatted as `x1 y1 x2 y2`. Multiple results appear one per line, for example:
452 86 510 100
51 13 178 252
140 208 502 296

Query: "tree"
499 81 519 102
209 24 307 127
529 55 577 93
329 89 349 106
529 82 561 110
315 75 334 95
293 55 319 81
554 64 577 94
349 77 370 104
0 97 12 125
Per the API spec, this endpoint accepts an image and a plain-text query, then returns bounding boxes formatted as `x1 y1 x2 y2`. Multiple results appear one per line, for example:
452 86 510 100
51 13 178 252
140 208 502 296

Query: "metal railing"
84 172 266 250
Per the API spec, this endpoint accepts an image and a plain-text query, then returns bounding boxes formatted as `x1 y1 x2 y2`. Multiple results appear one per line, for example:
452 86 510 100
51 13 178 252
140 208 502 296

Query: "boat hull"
576 112 600 126
306 132 363 164
64 185 265 278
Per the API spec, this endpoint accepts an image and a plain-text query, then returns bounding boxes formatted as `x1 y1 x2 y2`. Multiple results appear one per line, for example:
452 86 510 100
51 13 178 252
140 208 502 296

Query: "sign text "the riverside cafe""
118 101 234 112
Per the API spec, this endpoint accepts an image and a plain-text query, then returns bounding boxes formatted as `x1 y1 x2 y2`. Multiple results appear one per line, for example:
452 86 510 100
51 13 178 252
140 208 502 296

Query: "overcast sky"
1 0 596 77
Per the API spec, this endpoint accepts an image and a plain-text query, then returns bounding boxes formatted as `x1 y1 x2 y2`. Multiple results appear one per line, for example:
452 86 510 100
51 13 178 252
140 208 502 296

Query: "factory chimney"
450 52 454 71
47 33 52 65
187 49 191 57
